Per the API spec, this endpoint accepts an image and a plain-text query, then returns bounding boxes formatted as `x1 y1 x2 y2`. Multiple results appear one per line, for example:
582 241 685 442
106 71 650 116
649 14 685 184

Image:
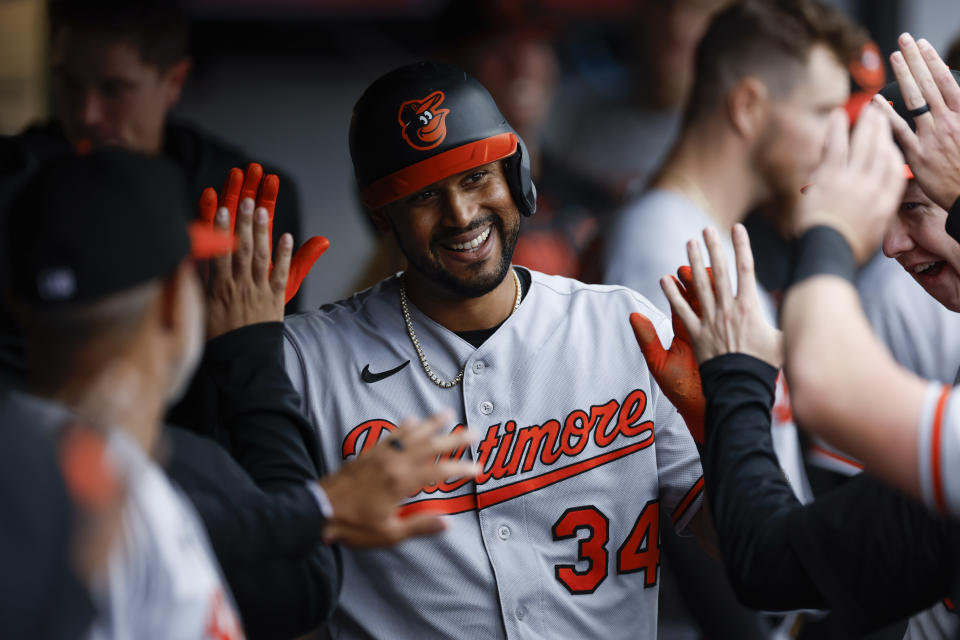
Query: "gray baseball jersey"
0 391 243 640
87 429 244 640
283 268 704 639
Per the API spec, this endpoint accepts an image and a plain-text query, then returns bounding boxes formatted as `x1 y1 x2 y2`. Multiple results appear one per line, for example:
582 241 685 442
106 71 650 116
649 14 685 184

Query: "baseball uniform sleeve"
282 331 308 406
649 313 705 534
917 382 960 515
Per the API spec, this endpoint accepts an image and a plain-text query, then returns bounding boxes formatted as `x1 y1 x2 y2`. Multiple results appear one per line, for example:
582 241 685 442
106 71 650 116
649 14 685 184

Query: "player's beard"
752 136 804 222
394 212 521 299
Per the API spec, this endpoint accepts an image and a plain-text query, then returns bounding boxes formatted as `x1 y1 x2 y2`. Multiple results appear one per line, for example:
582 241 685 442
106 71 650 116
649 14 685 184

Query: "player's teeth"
447 227 490 251
913 262 936 274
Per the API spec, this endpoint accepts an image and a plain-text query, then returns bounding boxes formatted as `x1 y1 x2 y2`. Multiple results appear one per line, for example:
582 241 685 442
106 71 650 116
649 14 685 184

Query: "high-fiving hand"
630 267 713 444
204 188 294 338
664 225 783 369
198 163 329 306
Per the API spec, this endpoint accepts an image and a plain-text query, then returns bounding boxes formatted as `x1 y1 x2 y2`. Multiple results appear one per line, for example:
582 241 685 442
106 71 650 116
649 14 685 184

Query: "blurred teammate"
2 149 477 638
605 0 860 327
780 33 960 520
603 1 863 636
640 34 960 639
9 0 301 249
4 149 244 638
0 0 306 386
743 41 960 485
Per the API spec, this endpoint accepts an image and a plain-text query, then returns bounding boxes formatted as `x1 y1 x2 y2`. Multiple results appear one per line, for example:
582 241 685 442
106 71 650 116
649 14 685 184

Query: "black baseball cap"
878 69 960 179
4 147 232 306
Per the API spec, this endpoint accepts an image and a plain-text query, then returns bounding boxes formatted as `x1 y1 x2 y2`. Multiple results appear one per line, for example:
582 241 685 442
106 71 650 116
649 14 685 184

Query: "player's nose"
441 189 479 227
77 89 106 135
881 213 914 258
79 89 106 128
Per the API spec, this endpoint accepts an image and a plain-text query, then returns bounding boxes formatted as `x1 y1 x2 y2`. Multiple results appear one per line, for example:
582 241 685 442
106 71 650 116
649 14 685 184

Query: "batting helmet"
349 61 537 216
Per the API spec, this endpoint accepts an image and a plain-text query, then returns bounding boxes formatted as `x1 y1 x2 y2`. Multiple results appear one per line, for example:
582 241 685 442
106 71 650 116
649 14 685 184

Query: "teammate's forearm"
782 276 925 499
186 482 329 564
786 472 959 632
204 321 321 485
701 354 826 610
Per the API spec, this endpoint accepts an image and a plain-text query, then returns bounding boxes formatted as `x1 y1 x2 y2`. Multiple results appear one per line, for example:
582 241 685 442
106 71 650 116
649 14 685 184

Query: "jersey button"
497 525 511 540
472 361 485 374
516 607 527 621
480 401 494 415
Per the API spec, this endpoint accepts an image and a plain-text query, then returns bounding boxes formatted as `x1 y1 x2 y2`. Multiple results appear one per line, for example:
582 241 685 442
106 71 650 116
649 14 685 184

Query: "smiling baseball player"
282 61 707 639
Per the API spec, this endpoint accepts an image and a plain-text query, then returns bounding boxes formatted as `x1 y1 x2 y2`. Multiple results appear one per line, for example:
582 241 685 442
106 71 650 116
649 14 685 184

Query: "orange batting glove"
630 267 714 445
199 163 329 304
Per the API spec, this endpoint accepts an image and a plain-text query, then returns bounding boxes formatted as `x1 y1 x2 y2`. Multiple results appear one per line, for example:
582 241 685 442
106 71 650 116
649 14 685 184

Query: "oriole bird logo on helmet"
398 91 450 150
350 61 537 215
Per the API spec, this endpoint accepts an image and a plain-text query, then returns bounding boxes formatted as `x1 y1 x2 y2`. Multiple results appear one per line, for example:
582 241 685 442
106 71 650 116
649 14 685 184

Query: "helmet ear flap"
505 135 537 217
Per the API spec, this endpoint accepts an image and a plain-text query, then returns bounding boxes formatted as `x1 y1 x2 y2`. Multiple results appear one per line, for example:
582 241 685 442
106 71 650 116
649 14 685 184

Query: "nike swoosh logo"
361 360 411 383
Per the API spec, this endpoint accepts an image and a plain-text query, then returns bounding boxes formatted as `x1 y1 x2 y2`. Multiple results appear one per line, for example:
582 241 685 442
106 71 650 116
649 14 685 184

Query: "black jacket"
166 322 339 640
0 410 95 640
701 354 959 633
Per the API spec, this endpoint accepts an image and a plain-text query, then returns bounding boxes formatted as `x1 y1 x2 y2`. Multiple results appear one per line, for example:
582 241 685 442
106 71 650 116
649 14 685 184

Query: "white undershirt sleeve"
917 382 957 514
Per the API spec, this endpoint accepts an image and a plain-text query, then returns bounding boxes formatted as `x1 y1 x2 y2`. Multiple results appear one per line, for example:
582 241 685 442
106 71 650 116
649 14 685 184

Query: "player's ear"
369 206 393 235
161 58 192 108
159 259 197 331
727 76 769 141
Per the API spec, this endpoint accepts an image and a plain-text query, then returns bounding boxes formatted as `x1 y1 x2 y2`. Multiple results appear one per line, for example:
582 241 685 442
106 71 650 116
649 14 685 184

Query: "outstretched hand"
318 410 479 548
664 224 783 368
874 33 960 212
205 194 295 338
198 163 329 305
630 266 713 444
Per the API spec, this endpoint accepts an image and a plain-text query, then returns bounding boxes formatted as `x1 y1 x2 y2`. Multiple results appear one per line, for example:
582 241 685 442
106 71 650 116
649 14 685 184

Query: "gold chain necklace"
658 172 713 216
400 268 522 389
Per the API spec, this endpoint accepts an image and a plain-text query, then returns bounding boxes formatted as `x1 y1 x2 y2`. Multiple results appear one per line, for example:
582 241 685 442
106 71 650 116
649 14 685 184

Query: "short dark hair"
685 0 866 122
48 0 189 69
16 282 160 395
946 31 960 71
